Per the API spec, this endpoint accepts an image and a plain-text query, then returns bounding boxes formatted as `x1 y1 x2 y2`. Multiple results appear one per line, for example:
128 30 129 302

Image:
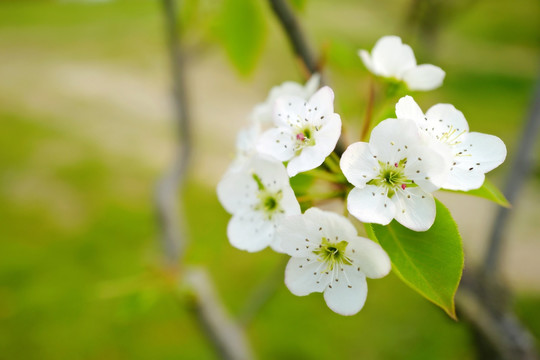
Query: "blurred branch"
456 72 540 360
156 0 192 266
403 0 479 51
457 269 538 360
185 268 255 360
484 75 540 274
267 0 319 77
158 1 254 359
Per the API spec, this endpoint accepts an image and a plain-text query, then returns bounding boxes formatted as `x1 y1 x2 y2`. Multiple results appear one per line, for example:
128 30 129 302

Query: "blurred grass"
0 0 539 359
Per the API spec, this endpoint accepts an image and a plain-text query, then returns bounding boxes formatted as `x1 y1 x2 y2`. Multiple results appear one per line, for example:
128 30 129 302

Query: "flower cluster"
217 35 506 316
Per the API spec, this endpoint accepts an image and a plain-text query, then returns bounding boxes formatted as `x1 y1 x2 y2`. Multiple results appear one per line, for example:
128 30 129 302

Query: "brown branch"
185 268 255 360
457 269 538 360
268 0 319 76
156 0 192 266
458 70 540 360
484 74 540 274
157 1 254 359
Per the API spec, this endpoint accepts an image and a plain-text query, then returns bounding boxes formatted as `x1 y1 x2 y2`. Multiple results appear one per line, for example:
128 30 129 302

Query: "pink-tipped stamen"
296 133 306 141
394 162 399 168
401 184 407 190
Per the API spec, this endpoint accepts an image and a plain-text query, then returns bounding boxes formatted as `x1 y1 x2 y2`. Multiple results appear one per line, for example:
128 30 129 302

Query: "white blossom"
217 155 300 252
340 119 447 231
256 86 342 177
250 74 321 125
396 96 507 191
359 35 445 91
279 208 391 316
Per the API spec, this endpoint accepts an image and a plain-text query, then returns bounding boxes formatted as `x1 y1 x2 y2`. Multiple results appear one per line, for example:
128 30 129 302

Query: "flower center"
368 160 412 196
294 125 316 152
252 173 284 219
313 237 352 270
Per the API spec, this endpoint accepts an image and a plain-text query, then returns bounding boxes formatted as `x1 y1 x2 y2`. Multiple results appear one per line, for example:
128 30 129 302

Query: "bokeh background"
1 0 539 359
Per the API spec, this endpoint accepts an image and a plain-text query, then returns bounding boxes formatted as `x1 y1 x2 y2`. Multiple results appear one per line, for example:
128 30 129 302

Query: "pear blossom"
278 207 391 316
340 119 447 231
256 86 342 177
217 155 300 252
359 35 445 91
250 74 321 124
396 96 507 191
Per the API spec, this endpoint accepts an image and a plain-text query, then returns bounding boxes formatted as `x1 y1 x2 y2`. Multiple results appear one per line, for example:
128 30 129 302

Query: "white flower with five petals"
395 96 507 191
256 86 342 177
250 74 321 125
359 35 445 91
278 208 391 316
340 119 447 231
217 155 300 252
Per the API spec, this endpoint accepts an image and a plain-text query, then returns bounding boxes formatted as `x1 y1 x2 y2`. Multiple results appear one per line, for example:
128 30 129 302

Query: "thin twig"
457 269 538 360
158 1 254 359
484 74 540 274
185 268 255 360
156 0 192 266
360 78 375 142
268 0 318 76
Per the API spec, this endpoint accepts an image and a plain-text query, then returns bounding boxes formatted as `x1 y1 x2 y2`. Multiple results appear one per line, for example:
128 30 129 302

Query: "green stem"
306 168 346 183
324 152 342 175
297 190 346 203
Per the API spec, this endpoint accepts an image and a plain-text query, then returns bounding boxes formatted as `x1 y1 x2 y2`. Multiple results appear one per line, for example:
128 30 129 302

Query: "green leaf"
442 178 510 208
369 200 463 319
215 0 266 75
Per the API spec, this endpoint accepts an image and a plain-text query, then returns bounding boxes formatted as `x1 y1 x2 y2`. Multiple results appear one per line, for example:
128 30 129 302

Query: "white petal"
425 103 469 137
227 210 274 252
371 35 416 78
444 132 507 191
236 123 261 155
395 95 425 122
280 185 302 215
303 207 359 240
278 213 321 257
285 257 328 296
347 236 391 279
304 73 321 96
250 155 291 190
216 169 257 214
403 146 448 192
257 128 295 162
307 86 335 124
287 114 341 177
323 267 367 316
358 49 376 74
402 64 445 91
369 118 421 164
269 238 286 254
347 185 395 225
273 95 309 127
340 142 379 188
392 188 436 231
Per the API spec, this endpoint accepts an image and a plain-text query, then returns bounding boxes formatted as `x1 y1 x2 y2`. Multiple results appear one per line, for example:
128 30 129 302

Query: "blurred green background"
0 0 539 359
